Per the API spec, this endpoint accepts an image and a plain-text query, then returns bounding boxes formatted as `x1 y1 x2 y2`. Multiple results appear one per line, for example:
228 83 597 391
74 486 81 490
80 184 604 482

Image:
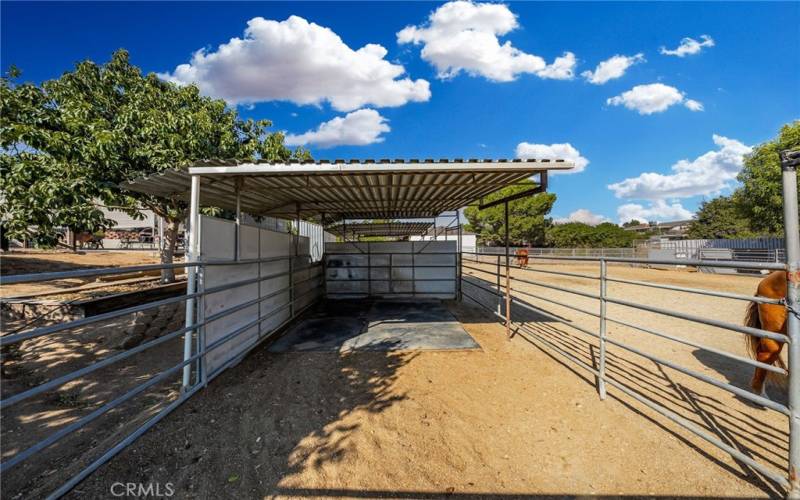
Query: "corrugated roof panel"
121 159 571 220
326 221 433 239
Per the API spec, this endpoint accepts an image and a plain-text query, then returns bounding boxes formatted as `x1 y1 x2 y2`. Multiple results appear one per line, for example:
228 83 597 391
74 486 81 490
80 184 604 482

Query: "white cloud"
397 1 576 82
554 209 610 226
285 109 390 148
608 135 751 200
581 53 644 85
159 15 431 111
617 200 694 224
660 35 715 57
536 52 578 80
684 99 704 112
515 142 589 175
606 83 703 115
609 135 751 223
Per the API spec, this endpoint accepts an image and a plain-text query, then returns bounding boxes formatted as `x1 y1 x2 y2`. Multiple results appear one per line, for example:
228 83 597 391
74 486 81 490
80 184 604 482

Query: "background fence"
478 246 644 259
478 241 787 270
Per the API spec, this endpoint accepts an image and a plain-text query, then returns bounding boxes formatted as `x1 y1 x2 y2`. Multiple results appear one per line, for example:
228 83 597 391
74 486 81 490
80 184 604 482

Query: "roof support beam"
477 171 548 210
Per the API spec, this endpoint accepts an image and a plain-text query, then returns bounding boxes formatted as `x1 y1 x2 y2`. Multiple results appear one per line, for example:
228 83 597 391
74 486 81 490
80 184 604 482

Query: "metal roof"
121 158 572 222
326 221 433 239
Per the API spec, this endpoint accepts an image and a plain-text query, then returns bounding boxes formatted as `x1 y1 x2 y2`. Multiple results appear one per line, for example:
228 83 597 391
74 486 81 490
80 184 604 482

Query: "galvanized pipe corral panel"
324 241 457 299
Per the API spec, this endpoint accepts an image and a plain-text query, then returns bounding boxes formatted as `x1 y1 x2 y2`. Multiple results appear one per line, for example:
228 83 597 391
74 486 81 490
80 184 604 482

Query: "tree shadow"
40 301 418 499
1 305 186 499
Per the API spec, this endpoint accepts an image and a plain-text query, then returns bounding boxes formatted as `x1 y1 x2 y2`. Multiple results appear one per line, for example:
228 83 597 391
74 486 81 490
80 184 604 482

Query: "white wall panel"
324 240 456 299
199 216 321 376
201 218 258 374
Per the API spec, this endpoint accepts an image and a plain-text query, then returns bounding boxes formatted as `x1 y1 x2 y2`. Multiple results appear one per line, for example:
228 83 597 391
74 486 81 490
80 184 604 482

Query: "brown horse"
515 248 529 267
744 270 788 399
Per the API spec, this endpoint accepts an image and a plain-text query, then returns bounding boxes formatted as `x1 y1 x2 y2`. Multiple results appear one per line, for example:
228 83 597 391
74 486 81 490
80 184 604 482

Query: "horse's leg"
751 337 783 399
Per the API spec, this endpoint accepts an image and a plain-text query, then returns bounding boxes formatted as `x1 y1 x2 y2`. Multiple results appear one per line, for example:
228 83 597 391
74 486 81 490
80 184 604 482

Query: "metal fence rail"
477 246 643 259
0 255 323 498
460 248 796 492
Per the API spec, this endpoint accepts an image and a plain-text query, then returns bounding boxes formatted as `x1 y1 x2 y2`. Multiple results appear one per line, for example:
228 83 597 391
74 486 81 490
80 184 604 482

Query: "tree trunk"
160 218 180 283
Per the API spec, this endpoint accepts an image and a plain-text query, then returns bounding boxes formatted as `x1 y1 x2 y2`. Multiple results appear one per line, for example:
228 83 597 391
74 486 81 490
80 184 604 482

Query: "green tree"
622 219 643 228
735 121 800 235
0 51 310 281
546 222 635 248
463 180 556 246
687 196 752 239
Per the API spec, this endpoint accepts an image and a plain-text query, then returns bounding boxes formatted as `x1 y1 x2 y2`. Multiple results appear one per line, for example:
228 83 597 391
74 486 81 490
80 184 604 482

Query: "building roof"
326 221 433 239
121 158 572 222
624 219 694 232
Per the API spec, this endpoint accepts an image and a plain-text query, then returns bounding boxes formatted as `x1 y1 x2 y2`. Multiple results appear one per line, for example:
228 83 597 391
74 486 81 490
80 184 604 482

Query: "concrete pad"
269 299 480 352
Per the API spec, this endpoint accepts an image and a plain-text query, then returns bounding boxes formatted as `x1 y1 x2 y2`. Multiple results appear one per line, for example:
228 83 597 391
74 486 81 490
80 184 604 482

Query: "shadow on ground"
12 272 789 499
61 307 418 499
510 317 788 499
692 348 789 407
270 299 479 352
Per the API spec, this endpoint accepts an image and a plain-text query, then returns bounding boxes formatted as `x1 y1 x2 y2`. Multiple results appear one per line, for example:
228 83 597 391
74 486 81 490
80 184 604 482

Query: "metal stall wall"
200 216 322 375
325 241 457 299
298 220 337 262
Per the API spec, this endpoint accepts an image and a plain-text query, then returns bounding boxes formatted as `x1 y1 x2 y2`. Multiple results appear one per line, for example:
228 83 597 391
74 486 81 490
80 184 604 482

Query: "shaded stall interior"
122 158 571 362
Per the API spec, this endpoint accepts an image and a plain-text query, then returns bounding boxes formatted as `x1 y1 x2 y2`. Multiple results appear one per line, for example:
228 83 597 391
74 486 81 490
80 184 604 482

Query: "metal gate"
324 240 458 300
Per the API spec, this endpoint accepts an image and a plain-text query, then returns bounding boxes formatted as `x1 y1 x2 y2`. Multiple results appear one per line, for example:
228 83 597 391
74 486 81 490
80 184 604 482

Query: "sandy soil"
1 259 790 499
1 250 162 298
1 250 184 500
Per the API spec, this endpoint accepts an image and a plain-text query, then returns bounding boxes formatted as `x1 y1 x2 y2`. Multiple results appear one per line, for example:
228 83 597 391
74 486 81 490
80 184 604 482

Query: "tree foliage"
0 50 309 279
622 219 643 228
687 196 752 239
735 120 800 236
546 222 635 248
676 121 799 239
463 181 556 246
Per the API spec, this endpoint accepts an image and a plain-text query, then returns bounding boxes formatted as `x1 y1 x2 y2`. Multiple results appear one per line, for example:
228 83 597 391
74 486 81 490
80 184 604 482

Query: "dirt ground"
1 256 790 499
1 250 184 500
1 250 162 298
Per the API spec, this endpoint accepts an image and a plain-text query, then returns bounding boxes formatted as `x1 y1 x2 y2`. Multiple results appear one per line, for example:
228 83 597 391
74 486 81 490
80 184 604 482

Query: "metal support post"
781 150 800 499
457 212 463 301
196 262 206 387
496 254 501 315
504 201 511 339
368 242 372 297
598 258 608 400
295 204 300 257
182 175 200 392
234 178 242 261
289 255 294 319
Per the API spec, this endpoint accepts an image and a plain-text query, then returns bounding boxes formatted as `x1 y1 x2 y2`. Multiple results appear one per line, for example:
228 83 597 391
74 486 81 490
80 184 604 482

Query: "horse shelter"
1 153 799 498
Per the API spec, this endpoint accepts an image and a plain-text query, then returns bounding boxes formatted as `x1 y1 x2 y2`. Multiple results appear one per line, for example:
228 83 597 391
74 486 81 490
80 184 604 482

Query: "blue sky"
2 1 799 224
